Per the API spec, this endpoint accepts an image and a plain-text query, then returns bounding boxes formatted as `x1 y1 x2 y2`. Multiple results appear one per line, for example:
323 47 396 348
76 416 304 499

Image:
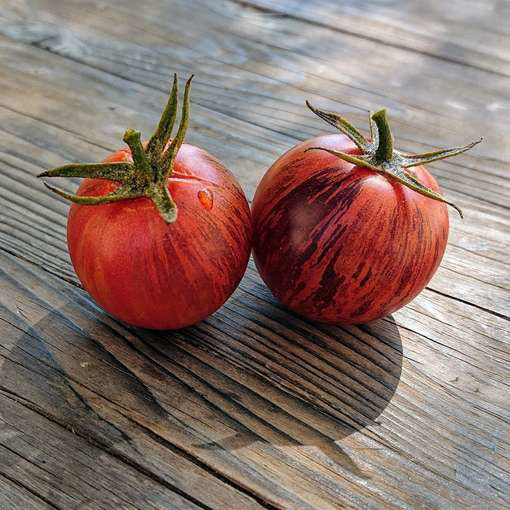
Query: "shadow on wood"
181 291 403 479
0 274 402 498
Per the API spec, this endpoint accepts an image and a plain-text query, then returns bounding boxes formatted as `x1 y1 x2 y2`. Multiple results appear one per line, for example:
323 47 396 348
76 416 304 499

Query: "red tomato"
67 144 251 329
252 106 479 324
40 75 252 329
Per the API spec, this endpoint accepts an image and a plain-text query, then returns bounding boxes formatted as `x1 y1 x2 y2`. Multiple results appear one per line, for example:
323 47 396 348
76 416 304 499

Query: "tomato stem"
38 74 194 224
123 128 152 183
372 110 394 163
305 101 482 217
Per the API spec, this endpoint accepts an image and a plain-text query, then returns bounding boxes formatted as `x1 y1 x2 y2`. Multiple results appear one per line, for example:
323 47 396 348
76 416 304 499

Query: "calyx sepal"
38 74 194 224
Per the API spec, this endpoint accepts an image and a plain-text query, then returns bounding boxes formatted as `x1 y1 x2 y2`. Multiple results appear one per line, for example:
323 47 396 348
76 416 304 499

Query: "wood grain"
0 0 509 508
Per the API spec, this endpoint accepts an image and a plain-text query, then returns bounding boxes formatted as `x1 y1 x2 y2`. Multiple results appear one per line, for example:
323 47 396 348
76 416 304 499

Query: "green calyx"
38 74 194 223
305 101 482 218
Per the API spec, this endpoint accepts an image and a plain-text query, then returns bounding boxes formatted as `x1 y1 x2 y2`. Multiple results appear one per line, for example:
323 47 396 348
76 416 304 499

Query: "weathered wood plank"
2 0 510 189
0 472 57 510
239 0 510 77
1 244 509 509
0 383 260 510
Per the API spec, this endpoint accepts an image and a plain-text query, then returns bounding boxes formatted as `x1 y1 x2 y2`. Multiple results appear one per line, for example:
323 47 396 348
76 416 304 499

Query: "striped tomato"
39 76 252 329
252 103 480 324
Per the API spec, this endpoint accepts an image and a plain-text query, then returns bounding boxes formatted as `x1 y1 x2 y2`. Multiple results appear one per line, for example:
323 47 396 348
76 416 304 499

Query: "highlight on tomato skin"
39 75 252 330
251 105 481 325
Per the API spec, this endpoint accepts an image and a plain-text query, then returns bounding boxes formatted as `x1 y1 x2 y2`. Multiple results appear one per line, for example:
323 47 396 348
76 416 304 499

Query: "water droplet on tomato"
198 188 213 210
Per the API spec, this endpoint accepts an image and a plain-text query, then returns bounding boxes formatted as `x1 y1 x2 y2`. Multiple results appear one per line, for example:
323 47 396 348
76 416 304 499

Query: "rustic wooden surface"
0 0 509 508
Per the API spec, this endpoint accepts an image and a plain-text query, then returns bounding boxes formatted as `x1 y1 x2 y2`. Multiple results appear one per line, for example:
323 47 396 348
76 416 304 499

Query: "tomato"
65 144 251 329
252 104 480 324
40 76 252 329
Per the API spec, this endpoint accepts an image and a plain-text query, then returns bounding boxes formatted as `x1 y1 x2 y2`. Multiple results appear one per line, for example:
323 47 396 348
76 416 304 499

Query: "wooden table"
0 1 509 508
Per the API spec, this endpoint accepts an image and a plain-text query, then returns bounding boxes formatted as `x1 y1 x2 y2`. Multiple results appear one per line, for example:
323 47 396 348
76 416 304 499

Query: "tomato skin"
252 134 449 324
67 144 252 329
